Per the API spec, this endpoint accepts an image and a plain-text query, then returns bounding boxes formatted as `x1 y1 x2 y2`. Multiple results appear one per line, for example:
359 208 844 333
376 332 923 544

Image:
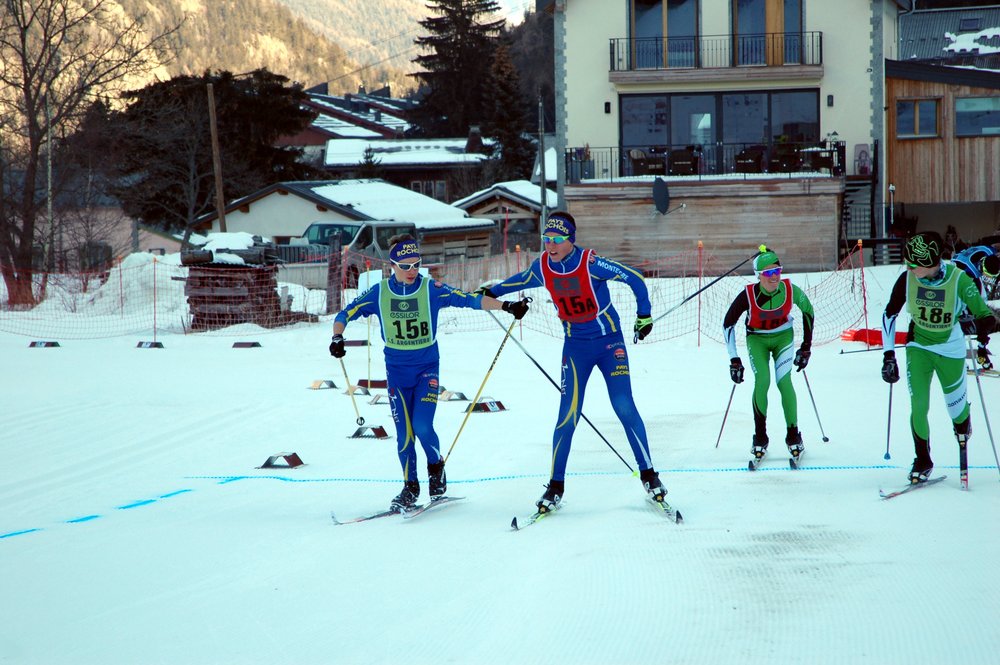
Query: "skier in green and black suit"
723 246 815 464
880 231 997 484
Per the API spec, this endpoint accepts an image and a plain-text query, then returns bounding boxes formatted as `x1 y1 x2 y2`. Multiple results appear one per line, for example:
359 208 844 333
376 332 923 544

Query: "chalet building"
193 179 495 274
321 129 494 204
545 0 925 271
888 6 1000 248
276 85 415 165
452 180 559 254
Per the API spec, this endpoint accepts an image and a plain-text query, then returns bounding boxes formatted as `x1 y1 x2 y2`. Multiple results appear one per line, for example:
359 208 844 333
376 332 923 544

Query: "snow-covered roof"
452 180 558 210
311 113 383 139
196 180 494 231
307 94 410 135
901 7 1000 62
532 145 558 184
324 138 493 168
306 180 494 231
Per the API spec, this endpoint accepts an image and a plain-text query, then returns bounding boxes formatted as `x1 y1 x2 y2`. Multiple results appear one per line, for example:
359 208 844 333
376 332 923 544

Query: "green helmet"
754 245 781 272
903 232 943 268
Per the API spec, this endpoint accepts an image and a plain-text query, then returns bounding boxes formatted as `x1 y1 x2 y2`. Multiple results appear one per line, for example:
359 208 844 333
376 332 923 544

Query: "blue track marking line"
67 515 101 523
1 528 42 539
117 499 157 510
4 487 196 541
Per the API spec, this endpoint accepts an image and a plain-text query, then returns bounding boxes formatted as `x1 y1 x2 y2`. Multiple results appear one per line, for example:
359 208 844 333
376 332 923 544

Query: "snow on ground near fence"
1 242 871 344
1 265 999 664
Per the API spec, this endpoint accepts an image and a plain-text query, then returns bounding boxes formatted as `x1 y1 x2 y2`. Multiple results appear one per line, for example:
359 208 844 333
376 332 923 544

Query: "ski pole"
339 358 364 426
715 384 737 448
967 338 1000 479
484 310 634 472
801 370 829 442
651 248 763 326
443 316 518 464
840 345 914 355
884 382 893 460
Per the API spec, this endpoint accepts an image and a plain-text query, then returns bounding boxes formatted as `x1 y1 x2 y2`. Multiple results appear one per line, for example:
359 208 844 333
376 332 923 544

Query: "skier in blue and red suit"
483 211 665 513
330 234 529 512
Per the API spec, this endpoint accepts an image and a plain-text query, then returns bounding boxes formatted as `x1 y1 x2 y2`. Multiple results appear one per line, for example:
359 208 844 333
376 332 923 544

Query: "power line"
329 3 531 84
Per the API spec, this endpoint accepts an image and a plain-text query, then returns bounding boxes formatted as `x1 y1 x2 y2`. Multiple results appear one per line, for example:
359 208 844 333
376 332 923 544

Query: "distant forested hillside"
113 0 417 93
272 0 437 90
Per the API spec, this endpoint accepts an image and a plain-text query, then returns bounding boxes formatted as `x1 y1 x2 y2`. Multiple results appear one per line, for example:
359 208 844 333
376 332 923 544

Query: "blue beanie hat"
544 211 576 242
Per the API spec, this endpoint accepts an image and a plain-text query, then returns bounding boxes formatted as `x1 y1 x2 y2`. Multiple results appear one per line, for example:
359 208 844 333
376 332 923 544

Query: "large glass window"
619 89 819 175
733 0 802 65
632 0 698 69
671 95 715 148
723 93 768 145
667 0 698 68
771 91 819 143
955 97 1000 137
896 100 938 138
621 96 668 150
783 0 802 64
634 0 664 68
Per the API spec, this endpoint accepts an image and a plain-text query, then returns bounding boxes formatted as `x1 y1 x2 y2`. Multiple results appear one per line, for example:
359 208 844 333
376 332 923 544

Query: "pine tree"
72 69 318 246
507 9 554 133
356 146 383 179
409 0 505 138
483 44 535 181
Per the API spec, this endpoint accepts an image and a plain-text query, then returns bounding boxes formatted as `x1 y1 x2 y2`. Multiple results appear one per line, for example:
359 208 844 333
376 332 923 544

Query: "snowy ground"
2 265 999 665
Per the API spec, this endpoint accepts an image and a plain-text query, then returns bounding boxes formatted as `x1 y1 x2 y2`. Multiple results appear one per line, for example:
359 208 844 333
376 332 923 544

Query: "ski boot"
908 458 934 484
640 468 667 503
390 481 420 512
909 434 933 484
955 421 971 488
785 427 804 461
751 434 769 462
428 459 447 498
535 480 564 514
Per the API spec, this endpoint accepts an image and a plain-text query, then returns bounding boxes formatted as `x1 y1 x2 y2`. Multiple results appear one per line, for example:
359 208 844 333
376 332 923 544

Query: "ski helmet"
903 232 943 268
981 253 1000 278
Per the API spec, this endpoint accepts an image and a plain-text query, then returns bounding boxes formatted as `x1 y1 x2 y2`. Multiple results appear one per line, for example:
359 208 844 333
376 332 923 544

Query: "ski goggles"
756 267 782 278
392 259 421 271
542 234 571 245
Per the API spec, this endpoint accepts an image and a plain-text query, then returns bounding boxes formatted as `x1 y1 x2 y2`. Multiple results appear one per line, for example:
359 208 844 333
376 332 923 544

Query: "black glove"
730 357 744 384
793 344 811 371
881 351 899 384
475 286 498 298
634 315 653 341
329 334 345 358
977 344 993 371
502 298 530 320
960 314 977 336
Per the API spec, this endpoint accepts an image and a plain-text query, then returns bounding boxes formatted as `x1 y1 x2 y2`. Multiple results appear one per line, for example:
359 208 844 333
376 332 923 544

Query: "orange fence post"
857 239 870 349
697 240 703 347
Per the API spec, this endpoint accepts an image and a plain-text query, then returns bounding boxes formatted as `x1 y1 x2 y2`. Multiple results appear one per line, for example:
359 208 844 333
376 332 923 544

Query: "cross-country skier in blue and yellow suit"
330 235 529 512
483 211 666 513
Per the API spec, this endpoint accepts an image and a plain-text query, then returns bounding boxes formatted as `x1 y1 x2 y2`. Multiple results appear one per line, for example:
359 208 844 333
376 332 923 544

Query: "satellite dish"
652 177 670 215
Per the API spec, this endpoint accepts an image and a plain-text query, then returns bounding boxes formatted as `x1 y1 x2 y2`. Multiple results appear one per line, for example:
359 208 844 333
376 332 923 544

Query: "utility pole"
207 83 227 232
538 93 548 223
